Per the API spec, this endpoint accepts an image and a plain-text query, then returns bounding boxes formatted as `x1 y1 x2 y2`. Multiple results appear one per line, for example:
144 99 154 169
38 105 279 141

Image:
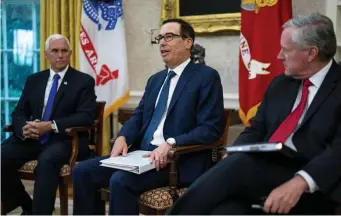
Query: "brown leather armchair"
101 108 233 214
2 101 105 215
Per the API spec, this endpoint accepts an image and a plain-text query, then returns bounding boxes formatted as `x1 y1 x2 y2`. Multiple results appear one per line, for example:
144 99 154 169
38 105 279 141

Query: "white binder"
226 142 298 157
100 150 155 174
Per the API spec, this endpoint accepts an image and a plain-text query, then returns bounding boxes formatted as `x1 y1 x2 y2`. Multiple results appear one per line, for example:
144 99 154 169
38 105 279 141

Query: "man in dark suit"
167 13 341 215
72 18 225 215
1 34 97 214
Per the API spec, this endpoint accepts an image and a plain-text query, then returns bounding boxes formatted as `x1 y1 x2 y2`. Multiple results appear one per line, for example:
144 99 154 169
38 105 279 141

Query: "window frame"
1 0 40 141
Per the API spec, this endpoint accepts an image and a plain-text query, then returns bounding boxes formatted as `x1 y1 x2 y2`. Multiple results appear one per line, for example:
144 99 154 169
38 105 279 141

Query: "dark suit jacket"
118 61 225 185
11 67 97 160
234 61 341 203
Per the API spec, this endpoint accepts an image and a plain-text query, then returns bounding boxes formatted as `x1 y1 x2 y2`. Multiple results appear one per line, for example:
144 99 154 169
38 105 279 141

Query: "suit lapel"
51 67 72 115
145 70 168 113
37 70 50 117
167 62 195 115
301 61 340 125
277 78 301 123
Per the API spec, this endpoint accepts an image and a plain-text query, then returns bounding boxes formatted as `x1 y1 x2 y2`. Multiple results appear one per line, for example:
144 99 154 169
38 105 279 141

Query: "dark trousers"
166 152 336 215
72 155 170 215
1 136 71 214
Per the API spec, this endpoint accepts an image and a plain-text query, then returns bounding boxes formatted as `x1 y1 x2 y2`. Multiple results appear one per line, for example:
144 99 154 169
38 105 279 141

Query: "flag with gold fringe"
239 0 292 126
79 0 129 155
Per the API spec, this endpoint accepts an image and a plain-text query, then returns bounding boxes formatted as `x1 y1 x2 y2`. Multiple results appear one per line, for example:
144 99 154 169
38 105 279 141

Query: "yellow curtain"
40 0 82 70
40 0 111 156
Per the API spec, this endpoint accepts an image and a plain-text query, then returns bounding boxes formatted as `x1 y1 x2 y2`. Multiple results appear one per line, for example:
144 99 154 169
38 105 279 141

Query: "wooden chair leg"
59 183 69 215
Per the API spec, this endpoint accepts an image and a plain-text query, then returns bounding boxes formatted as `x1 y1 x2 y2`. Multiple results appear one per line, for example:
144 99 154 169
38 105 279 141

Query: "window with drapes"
0 0 40 142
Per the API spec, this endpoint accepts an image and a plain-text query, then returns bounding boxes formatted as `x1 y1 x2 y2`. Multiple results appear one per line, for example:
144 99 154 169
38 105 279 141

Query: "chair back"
211 109 233 162
89 101 106 156
118 108 135 125
221 109 233 147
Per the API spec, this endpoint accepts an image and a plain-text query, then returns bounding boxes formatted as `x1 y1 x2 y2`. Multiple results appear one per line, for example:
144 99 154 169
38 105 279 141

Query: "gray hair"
45 34 71 51
283 13 336 61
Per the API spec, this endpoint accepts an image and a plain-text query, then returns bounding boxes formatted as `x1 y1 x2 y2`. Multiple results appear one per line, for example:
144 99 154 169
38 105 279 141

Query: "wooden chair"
2 101 105 215
101 108 233 214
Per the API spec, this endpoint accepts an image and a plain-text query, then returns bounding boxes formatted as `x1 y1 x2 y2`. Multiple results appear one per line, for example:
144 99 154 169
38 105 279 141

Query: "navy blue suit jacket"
11 67 97 160
118 61 225 185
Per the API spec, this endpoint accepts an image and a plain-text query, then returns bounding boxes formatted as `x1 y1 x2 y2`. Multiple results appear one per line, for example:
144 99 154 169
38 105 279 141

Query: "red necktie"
269 79 312 143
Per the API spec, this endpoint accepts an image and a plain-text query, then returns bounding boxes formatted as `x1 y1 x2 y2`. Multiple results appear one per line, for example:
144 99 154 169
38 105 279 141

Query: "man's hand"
26 121 52 136
144 143 172 171
111 136 128 157
22 121 40 139
263 175 308 214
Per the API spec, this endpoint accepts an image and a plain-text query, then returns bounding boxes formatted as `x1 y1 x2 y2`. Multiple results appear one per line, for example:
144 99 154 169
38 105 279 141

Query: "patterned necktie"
140 71 176 150
269 79 312 143
39 73 61 144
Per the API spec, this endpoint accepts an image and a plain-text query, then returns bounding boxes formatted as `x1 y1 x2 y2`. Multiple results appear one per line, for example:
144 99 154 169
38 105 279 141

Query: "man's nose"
57 51 63 57
277 50 283 60
160 42 166 47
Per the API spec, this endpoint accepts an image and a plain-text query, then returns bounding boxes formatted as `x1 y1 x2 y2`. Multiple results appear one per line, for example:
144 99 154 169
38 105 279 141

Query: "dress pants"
72 154 169 215
166 152 336 215
1 136 71 214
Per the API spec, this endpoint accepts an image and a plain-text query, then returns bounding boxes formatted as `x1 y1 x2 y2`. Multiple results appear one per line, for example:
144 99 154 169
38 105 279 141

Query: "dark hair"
162 18 195 43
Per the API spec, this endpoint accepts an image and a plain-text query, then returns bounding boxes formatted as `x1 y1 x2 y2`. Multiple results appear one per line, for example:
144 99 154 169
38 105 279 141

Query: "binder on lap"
100 150 155 174
225 142 299 157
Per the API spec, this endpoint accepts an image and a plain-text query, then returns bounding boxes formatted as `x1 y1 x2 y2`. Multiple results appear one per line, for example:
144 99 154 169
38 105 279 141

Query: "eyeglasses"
154 33 187 44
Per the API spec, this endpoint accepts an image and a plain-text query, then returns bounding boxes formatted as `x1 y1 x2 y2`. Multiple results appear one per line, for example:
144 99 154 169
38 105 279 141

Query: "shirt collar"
308 60 332 88
167 58 191 77
49 65 69 81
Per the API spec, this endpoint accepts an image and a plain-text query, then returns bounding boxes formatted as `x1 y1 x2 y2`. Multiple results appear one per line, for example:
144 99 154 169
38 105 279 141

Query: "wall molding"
123 91 239 109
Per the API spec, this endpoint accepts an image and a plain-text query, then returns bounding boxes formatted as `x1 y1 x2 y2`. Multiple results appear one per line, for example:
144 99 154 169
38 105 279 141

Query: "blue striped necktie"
140 71 176 150
39 73 60 144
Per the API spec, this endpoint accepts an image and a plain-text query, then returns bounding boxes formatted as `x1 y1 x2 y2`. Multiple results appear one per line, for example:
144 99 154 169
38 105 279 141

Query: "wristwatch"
166 138 176 147
51 121 57 132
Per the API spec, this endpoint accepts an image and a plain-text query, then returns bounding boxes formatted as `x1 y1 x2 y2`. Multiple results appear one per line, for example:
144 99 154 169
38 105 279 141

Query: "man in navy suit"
1 34 97 214
167 13 341 215
72 18 225 215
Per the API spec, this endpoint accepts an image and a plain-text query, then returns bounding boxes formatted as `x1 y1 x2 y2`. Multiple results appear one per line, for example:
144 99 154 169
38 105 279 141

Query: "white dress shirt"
284 60 332 193
150 58 191 146
41 65 69 133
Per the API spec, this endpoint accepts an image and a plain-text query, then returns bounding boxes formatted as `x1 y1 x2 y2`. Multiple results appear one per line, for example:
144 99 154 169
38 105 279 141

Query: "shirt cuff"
296 170 319 193
53 120 59 133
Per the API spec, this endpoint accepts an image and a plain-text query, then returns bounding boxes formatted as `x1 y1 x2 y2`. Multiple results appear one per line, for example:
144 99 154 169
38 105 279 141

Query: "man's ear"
186 38 193 50
307 46 318 62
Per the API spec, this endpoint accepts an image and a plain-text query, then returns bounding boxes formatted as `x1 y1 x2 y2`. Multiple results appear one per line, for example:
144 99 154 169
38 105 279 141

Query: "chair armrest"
65 120 99 136
168 142 220 159
3 125 13 132
64 120 99 167
166 140 223 202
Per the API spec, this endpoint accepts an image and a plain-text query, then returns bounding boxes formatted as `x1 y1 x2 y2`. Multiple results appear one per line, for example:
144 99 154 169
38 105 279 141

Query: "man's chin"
162 56 169 62
55 65 68 72
162 58 171 67
284 70 292 76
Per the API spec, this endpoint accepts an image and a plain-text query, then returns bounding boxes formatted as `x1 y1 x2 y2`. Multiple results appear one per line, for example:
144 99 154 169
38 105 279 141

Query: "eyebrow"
280 46 288 51
158 32 178 35
51 48 69 51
